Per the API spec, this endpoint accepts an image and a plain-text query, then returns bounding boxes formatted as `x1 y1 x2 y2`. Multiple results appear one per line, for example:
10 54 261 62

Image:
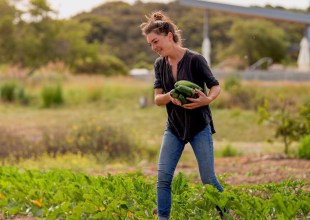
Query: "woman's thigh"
158 129 185 176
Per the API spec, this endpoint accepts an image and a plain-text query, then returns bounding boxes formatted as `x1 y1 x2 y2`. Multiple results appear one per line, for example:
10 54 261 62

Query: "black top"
153 49 219 142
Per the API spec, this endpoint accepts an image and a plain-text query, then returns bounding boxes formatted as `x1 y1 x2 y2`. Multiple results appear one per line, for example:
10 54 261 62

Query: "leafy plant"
0 81 16 102
258 99 308 156
223 74 241 91
0 167 308 220
41 83 64 107
298 135 310 159
74 55 128 76
0 81 30 105
221 144 240 157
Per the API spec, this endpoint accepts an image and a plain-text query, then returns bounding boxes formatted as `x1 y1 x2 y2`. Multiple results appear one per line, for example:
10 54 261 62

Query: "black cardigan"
153 49 219 142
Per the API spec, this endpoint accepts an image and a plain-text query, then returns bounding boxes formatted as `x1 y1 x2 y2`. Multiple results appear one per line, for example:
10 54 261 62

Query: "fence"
213 70 310 81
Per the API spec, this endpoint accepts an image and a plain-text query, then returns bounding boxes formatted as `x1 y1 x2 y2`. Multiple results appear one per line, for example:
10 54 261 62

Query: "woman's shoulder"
185 49 206 63
154 56 165 66
154 56 167 73
187 49 203 59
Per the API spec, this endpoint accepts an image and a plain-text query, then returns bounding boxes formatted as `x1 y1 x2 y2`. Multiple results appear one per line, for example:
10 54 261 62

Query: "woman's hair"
140 11 182 45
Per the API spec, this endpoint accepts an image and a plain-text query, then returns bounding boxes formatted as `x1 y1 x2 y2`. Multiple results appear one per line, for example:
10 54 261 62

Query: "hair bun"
152 12 164 21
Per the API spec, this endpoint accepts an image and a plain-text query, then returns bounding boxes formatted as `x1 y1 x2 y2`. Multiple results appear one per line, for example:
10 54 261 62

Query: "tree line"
0 0 308 75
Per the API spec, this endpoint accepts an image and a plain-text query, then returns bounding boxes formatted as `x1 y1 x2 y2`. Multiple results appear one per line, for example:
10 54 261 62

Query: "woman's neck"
167 46 186 64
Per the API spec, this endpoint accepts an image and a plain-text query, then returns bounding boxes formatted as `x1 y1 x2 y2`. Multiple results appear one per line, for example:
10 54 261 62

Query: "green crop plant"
0 167 308 219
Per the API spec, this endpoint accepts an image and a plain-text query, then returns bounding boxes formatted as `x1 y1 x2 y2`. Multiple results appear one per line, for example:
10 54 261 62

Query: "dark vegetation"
0 0 308 74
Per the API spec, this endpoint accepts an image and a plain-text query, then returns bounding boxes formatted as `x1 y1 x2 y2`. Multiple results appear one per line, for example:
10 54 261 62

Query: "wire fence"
213 70 310 81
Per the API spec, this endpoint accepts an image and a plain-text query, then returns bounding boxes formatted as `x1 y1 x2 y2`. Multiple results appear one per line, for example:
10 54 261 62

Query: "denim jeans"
157 125 224 219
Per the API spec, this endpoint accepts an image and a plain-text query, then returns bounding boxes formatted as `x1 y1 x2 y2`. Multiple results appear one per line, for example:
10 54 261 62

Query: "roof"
179 0 310 25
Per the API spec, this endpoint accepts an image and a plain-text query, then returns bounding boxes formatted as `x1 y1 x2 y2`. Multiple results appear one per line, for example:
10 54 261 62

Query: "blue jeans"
157 125 224 219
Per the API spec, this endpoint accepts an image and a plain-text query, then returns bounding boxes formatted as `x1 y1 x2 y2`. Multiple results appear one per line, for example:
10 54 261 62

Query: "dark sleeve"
153 59 162 89
194 55 219 89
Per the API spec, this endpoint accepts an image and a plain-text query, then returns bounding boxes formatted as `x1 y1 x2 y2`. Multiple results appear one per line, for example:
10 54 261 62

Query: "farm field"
0 166 309 220
0 75 309 219
1 0 310 218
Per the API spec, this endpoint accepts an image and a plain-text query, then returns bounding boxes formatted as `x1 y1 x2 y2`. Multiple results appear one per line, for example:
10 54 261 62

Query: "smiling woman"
140 11 228 220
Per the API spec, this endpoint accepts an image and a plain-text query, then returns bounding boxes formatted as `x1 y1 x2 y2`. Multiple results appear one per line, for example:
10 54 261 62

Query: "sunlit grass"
0 78 298 144
0 75 309 166
5 153 103 173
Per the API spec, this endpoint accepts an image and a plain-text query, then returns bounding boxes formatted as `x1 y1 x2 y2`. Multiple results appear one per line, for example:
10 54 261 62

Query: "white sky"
45 0 310 19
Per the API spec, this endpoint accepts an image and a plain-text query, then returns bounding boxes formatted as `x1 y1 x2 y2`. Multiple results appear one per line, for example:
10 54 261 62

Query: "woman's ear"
167 32 173 42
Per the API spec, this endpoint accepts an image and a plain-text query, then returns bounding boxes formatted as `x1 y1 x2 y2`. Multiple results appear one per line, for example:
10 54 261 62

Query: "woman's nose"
151 44 156 51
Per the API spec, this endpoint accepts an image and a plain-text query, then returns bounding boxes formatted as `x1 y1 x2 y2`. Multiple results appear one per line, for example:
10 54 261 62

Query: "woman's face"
146 32 173 57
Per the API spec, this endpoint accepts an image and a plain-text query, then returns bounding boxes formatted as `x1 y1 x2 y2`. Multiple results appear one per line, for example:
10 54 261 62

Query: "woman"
140 11 226 220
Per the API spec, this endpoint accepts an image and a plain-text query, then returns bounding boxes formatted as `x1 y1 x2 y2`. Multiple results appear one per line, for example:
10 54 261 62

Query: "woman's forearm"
207 85 221 102
154 92 171 106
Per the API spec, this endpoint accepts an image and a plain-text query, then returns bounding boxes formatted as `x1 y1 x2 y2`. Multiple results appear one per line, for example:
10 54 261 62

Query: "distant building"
129 68 154 81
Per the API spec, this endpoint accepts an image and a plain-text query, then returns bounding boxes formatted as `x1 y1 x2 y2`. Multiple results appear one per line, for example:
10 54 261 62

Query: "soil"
214 155 309 186
102 155 310 187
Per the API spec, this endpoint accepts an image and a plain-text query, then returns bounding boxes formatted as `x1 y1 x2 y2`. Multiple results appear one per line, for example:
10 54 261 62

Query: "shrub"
74 55 128 76
259 100 310 156
0 81 16 102
0 81 30 104
221 76 261 110
41 83 64 107
221 144 240 157
41 129 72 158
65 120 136 159
86 86 103 102
298 135 310 160
40 120 137 160
0 127 42 162
0 119 138 162
223 74 241 91
229 86 257 109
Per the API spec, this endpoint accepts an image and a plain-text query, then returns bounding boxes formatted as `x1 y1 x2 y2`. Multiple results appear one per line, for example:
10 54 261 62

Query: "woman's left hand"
182 89 212 109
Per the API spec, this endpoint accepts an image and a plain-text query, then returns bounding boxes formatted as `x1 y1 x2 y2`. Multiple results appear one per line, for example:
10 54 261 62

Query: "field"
0 73 309 219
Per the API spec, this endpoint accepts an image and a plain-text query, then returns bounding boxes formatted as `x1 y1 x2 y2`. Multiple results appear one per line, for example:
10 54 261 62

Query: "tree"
11 0 97 68
225 19 288 65
77 14 111 44
28 0 55 21
258 99 310 156
0 0 17 64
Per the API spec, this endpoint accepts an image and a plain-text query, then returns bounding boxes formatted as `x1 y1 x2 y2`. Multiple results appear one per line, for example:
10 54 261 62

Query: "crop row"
0 167 309 219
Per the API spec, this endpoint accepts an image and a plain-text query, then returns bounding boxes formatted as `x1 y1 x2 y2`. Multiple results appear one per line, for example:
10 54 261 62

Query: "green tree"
12 0 57 66
28 0 55 21
0 0 16 64
12 0 96 68
258 99 310 156
52 19 97 67
78 14 111 44
0 1 305 72
226 19 288 65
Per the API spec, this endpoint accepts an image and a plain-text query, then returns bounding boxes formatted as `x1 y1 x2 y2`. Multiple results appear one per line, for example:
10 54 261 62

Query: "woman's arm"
205 85 221 102
154 88 181 106
154 88 171 106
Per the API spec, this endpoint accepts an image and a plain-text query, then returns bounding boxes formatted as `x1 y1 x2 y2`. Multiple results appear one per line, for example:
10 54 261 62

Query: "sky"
44 0 310 19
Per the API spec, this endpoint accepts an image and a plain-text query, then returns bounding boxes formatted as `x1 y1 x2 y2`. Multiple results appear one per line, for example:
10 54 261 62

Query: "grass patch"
0 76 309 164
221 144 241 157
7 153 103 173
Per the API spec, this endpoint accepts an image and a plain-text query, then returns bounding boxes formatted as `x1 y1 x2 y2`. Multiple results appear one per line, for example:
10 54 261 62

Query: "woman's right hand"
169 93 182 106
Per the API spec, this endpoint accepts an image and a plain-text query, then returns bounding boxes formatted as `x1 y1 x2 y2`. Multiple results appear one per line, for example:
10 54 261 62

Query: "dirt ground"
102 155 310 187
214 155 309 186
